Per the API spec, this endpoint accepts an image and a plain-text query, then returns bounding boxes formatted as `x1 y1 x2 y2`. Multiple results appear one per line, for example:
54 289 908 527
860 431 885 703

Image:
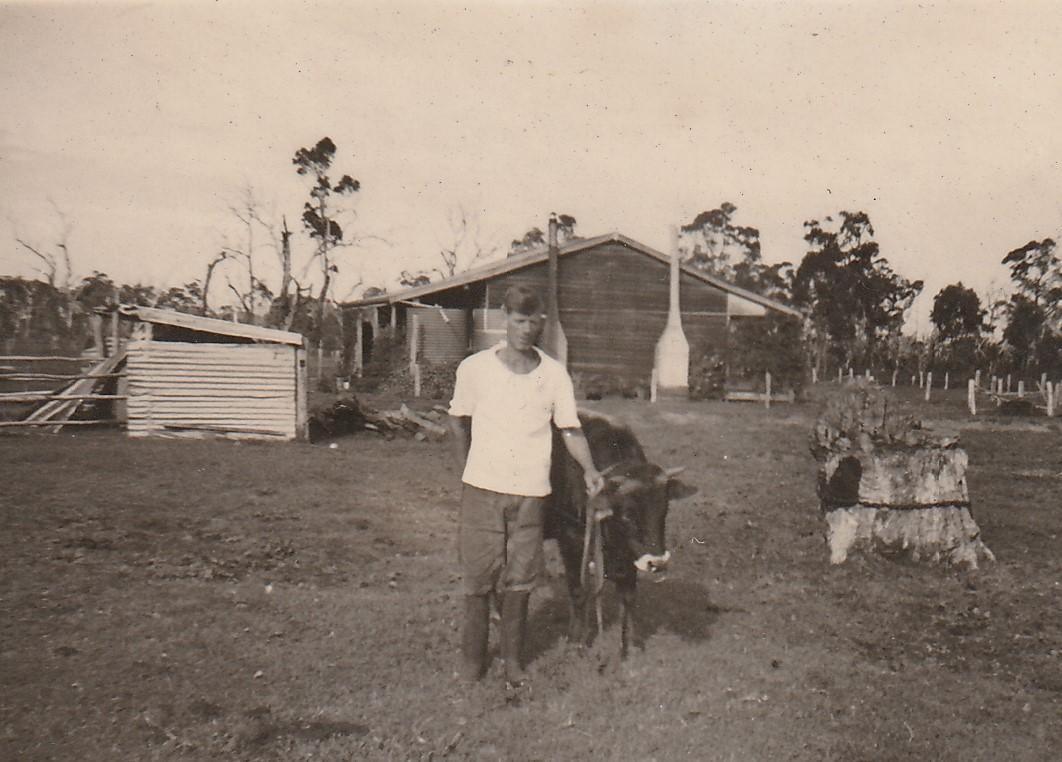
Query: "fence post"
968 378 976 415
90 314 105 359
1018 380 1025 398
1041 372 1048 391
975 369 981 388
925 372 933 402
892 369 898 387
765 371 772 410
848 367 854 381
837 367 843 383
811 366 818 384
919 371 925 389
944 371 949 391
413 363 422 398
354 319 364 378
110 310 120 356
1047 381 1055 417
1006 374 1012 393
408 312 420 374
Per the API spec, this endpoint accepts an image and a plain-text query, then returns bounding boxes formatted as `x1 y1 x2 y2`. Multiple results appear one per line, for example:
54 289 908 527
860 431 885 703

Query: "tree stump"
810 380 994 567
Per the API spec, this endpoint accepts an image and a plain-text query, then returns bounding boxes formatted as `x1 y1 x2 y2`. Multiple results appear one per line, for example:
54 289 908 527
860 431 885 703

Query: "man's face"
505 309 544 351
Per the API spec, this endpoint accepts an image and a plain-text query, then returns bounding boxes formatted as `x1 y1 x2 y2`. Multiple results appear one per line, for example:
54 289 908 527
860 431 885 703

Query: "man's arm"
560 428 604 495
447 414 472 471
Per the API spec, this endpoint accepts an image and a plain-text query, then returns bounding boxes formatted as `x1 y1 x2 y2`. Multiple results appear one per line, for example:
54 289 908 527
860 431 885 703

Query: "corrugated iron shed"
117 306 307 441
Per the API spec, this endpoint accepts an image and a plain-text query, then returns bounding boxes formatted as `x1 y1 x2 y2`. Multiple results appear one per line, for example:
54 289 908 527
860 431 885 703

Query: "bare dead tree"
225 185 270 322
225 278 252 315
202 251 229 316
437 204 498 278
11 201 77 330
12 204 74 291
277 216 294 320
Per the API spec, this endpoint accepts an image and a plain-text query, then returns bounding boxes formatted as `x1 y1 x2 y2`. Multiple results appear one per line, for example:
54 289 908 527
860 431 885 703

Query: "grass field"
2 389 1060 761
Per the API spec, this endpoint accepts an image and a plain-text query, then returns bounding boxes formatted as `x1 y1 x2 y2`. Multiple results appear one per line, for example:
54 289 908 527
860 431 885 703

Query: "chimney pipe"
544 213 568 364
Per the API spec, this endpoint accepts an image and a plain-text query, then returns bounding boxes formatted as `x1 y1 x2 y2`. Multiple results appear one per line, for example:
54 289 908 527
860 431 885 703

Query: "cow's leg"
616 579 638 659
557 535 590 645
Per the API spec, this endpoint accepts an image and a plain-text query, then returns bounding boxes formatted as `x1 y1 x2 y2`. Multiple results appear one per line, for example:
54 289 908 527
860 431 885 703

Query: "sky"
3 0 1062 333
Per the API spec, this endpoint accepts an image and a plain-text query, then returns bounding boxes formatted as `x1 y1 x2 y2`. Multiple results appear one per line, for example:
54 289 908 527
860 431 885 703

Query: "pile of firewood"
309 396 448 442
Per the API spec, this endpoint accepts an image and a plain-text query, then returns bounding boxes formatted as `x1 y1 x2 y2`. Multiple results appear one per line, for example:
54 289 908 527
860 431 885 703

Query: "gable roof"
345 232 802 317
116 305 305 346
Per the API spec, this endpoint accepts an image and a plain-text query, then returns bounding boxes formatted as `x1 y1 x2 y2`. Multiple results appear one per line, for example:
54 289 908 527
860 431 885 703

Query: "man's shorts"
458 484 546 595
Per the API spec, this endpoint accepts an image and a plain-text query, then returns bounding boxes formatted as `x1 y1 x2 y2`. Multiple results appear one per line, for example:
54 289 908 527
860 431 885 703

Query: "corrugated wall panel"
127 340 298 440
470 309 505 352
414 309 468 364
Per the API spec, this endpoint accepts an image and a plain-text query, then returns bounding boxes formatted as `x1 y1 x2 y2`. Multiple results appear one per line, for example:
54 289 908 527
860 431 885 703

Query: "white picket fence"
812 365 1058 417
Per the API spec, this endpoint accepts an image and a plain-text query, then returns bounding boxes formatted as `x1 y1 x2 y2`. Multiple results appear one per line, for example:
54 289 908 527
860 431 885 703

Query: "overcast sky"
3 0 1061 332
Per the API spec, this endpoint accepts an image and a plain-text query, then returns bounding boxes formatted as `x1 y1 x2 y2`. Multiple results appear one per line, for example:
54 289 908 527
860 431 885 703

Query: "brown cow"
546 411 694 656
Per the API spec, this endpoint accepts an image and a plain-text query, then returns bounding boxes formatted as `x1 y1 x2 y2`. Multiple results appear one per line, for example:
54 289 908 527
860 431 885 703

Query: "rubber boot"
500 590 531 687
459 594 490 682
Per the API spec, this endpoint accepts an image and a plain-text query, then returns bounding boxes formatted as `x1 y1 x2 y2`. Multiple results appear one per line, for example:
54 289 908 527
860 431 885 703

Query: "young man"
447 285 603 687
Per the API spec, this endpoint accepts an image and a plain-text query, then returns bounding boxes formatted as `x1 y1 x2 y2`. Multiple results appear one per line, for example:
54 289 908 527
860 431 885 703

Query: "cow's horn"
657 466 686 483
614 475 641 495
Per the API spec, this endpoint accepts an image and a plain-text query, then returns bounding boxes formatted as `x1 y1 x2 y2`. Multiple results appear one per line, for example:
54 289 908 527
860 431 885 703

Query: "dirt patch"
2 398 1060 760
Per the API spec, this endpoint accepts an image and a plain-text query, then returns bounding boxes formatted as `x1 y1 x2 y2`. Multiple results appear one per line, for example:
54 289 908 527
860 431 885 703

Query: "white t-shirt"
449 342 581 497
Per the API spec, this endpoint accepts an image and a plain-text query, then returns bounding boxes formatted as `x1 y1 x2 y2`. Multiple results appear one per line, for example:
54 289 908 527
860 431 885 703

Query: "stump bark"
811 381 994 567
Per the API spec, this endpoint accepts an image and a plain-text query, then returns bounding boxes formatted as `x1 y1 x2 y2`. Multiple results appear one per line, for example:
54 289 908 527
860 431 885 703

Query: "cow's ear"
668 477 698 501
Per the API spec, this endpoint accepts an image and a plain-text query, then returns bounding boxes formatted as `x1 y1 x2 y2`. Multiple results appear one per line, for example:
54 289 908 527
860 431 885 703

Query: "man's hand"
560 428 603 495
583 466 605 497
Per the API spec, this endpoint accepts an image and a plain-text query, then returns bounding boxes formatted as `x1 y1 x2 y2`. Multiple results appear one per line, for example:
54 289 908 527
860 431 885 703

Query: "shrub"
689 351 727 400
373 361 459 401
728 314 806 394
353 329 408 394
573 372 647 400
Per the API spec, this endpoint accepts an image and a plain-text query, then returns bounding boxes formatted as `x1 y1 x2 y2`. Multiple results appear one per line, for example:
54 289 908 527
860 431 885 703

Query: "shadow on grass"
526 573 721 663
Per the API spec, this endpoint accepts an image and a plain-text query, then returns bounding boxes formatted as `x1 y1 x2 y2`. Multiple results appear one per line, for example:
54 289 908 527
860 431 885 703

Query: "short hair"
502 285 545 315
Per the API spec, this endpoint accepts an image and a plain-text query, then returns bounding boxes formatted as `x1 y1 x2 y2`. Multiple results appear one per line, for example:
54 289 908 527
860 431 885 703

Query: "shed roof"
345 232 802 318
116 305 305 346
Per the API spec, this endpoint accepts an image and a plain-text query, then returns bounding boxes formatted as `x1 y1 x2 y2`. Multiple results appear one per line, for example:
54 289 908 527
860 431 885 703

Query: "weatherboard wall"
126 340 300 440
485 241 731 382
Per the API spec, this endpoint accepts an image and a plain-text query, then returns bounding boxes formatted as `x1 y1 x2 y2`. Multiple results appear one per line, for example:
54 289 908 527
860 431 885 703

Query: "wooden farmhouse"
117 306 308 440
344 231 801 396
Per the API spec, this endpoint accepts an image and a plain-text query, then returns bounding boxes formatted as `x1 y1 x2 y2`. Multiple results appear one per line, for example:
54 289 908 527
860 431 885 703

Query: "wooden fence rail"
0 418 118 428
0 372 126 382
0 355 95 363
0 393 127 403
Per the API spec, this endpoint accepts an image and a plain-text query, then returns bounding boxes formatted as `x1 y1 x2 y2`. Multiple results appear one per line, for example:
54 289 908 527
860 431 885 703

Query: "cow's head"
589 462 696 574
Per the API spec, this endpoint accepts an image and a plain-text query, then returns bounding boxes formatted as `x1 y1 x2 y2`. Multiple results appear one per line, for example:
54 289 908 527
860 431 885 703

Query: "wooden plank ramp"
21 351 126 432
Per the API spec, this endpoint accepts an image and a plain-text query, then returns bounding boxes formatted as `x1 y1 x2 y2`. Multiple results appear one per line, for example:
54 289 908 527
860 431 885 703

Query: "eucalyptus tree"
792 211 922 372
292 137 361 339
